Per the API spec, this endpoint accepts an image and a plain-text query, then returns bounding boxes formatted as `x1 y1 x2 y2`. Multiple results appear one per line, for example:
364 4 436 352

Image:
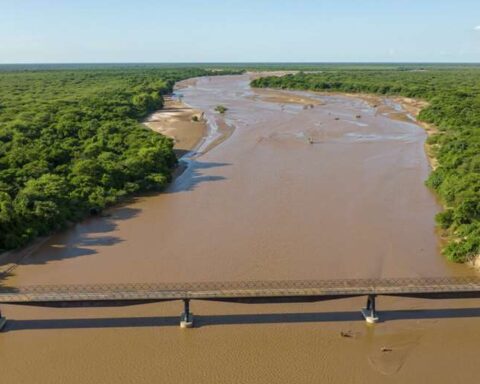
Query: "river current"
1 75 478 383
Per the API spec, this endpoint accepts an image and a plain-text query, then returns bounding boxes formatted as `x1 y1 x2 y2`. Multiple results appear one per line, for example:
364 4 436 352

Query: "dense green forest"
0 67 239 251
252 69 480 263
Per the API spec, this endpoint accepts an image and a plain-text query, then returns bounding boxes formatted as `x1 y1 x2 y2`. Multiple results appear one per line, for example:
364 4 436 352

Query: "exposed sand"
249 70 439 170
144 95 206 156
247 70 299 80
390 96 439 170
249 88 324 107
345 93 437 137
0 94 210 273
305 91 439 170
1 74 478 384
171 78 236 157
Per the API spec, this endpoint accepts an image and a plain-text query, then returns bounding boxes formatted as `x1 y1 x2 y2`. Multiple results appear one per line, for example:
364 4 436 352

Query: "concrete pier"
0 306 5 331
0 317 6 331
361 295 379 324
2 278 480 329
180 299 194 328
180 312 194 328
361 308 379 324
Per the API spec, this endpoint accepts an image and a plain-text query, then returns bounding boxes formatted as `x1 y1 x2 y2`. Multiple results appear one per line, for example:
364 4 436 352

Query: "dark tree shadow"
173 148 192 158
0 207 141 269
0 271 18 293
165 159 230 193
0 160 229 284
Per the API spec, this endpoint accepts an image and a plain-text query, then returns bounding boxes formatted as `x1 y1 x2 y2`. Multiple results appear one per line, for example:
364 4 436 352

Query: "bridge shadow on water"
4 307 480 332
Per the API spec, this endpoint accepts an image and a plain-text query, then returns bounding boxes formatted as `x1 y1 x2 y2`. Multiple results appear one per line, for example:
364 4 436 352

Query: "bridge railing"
2 276 480 329
2 277 480 301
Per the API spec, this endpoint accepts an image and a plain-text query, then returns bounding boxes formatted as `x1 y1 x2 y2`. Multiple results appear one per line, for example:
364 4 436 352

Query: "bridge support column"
180 299 194 328
0 306 6 331
361 295 379 324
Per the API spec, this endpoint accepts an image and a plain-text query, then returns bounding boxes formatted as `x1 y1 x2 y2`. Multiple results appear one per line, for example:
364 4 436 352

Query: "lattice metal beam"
1 277 480 328
1 277 480 304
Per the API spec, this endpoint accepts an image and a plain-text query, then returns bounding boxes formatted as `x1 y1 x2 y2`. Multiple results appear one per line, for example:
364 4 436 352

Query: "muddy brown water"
1 75 479 383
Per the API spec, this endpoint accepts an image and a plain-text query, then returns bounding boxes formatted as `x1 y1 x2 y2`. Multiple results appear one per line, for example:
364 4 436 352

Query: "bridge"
1 277 480 329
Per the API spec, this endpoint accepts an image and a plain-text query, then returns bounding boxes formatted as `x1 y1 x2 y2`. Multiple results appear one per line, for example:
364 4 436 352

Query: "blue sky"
1 0 480 63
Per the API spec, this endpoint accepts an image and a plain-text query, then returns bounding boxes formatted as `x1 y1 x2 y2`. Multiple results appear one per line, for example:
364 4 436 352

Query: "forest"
0 66 239 251
252 69 480 263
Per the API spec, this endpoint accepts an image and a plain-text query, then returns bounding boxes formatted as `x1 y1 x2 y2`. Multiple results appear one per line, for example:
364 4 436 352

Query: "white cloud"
474 25 480 31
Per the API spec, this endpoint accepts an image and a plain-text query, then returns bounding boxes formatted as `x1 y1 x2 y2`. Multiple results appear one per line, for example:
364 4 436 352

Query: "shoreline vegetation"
2 64 479 268
0 67 241 253
251 70 480 265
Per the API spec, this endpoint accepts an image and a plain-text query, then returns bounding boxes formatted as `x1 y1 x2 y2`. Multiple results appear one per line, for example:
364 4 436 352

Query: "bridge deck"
2 277 480 328
2 277 480 305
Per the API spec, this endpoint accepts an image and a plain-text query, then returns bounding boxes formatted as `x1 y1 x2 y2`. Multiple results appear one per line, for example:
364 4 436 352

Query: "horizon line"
1 61 480 65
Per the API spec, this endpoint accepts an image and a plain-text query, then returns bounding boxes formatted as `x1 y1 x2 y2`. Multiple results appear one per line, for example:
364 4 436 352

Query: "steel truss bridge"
1 277 480 329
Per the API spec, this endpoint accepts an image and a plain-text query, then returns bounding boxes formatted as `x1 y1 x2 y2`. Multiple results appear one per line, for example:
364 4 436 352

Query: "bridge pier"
180 299 194 328
361 294 379 324
0 306 6 331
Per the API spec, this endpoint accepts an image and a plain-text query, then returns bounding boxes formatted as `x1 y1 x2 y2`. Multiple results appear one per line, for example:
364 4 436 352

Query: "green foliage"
252 69 480 263
215 105 228 114
0 66 240 251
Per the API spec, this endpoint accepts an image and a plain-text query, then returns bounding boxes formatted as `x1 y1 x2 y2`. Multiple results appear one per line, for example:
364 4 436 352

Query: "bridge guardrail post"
180 299 194 328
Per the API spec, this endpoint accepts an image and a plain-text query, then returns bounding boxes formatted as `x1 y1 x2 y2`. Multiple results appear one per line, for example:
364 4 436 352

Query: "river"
0 74 479 383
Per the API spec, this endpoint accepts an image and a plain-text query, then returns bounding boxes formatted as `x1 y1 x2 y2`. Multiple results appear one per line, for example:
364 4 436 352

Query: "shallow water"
1 75 479 383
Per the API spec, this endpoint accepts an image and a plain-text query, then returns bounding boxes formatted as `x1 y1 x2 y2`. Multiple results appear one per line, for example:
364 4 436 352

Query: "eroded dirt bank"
1 75 479 384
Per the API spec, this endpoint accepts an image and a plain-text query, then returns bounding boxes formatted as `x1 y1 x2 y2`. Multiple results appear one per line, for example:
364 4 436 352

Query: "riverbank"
0 78 233 276
144 95 207 157
251 85 460 267
0 77 236 274
0 85 208 276
174 78 236 156
248 72 440 170
250 70 480 264
2 74 477 384
342 93 439 170
249 88 325 107
251 84 439 170
145 79 237 159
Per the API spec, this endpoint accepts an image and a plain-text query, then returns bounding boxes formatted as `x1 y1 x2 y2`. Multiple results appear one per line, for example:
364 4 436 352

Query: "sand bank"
1 92 211 274
247 70 299 80
144 95 207 156
303 91 439 170
249 71 439 169
249 88 324 107
1 75 475 384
